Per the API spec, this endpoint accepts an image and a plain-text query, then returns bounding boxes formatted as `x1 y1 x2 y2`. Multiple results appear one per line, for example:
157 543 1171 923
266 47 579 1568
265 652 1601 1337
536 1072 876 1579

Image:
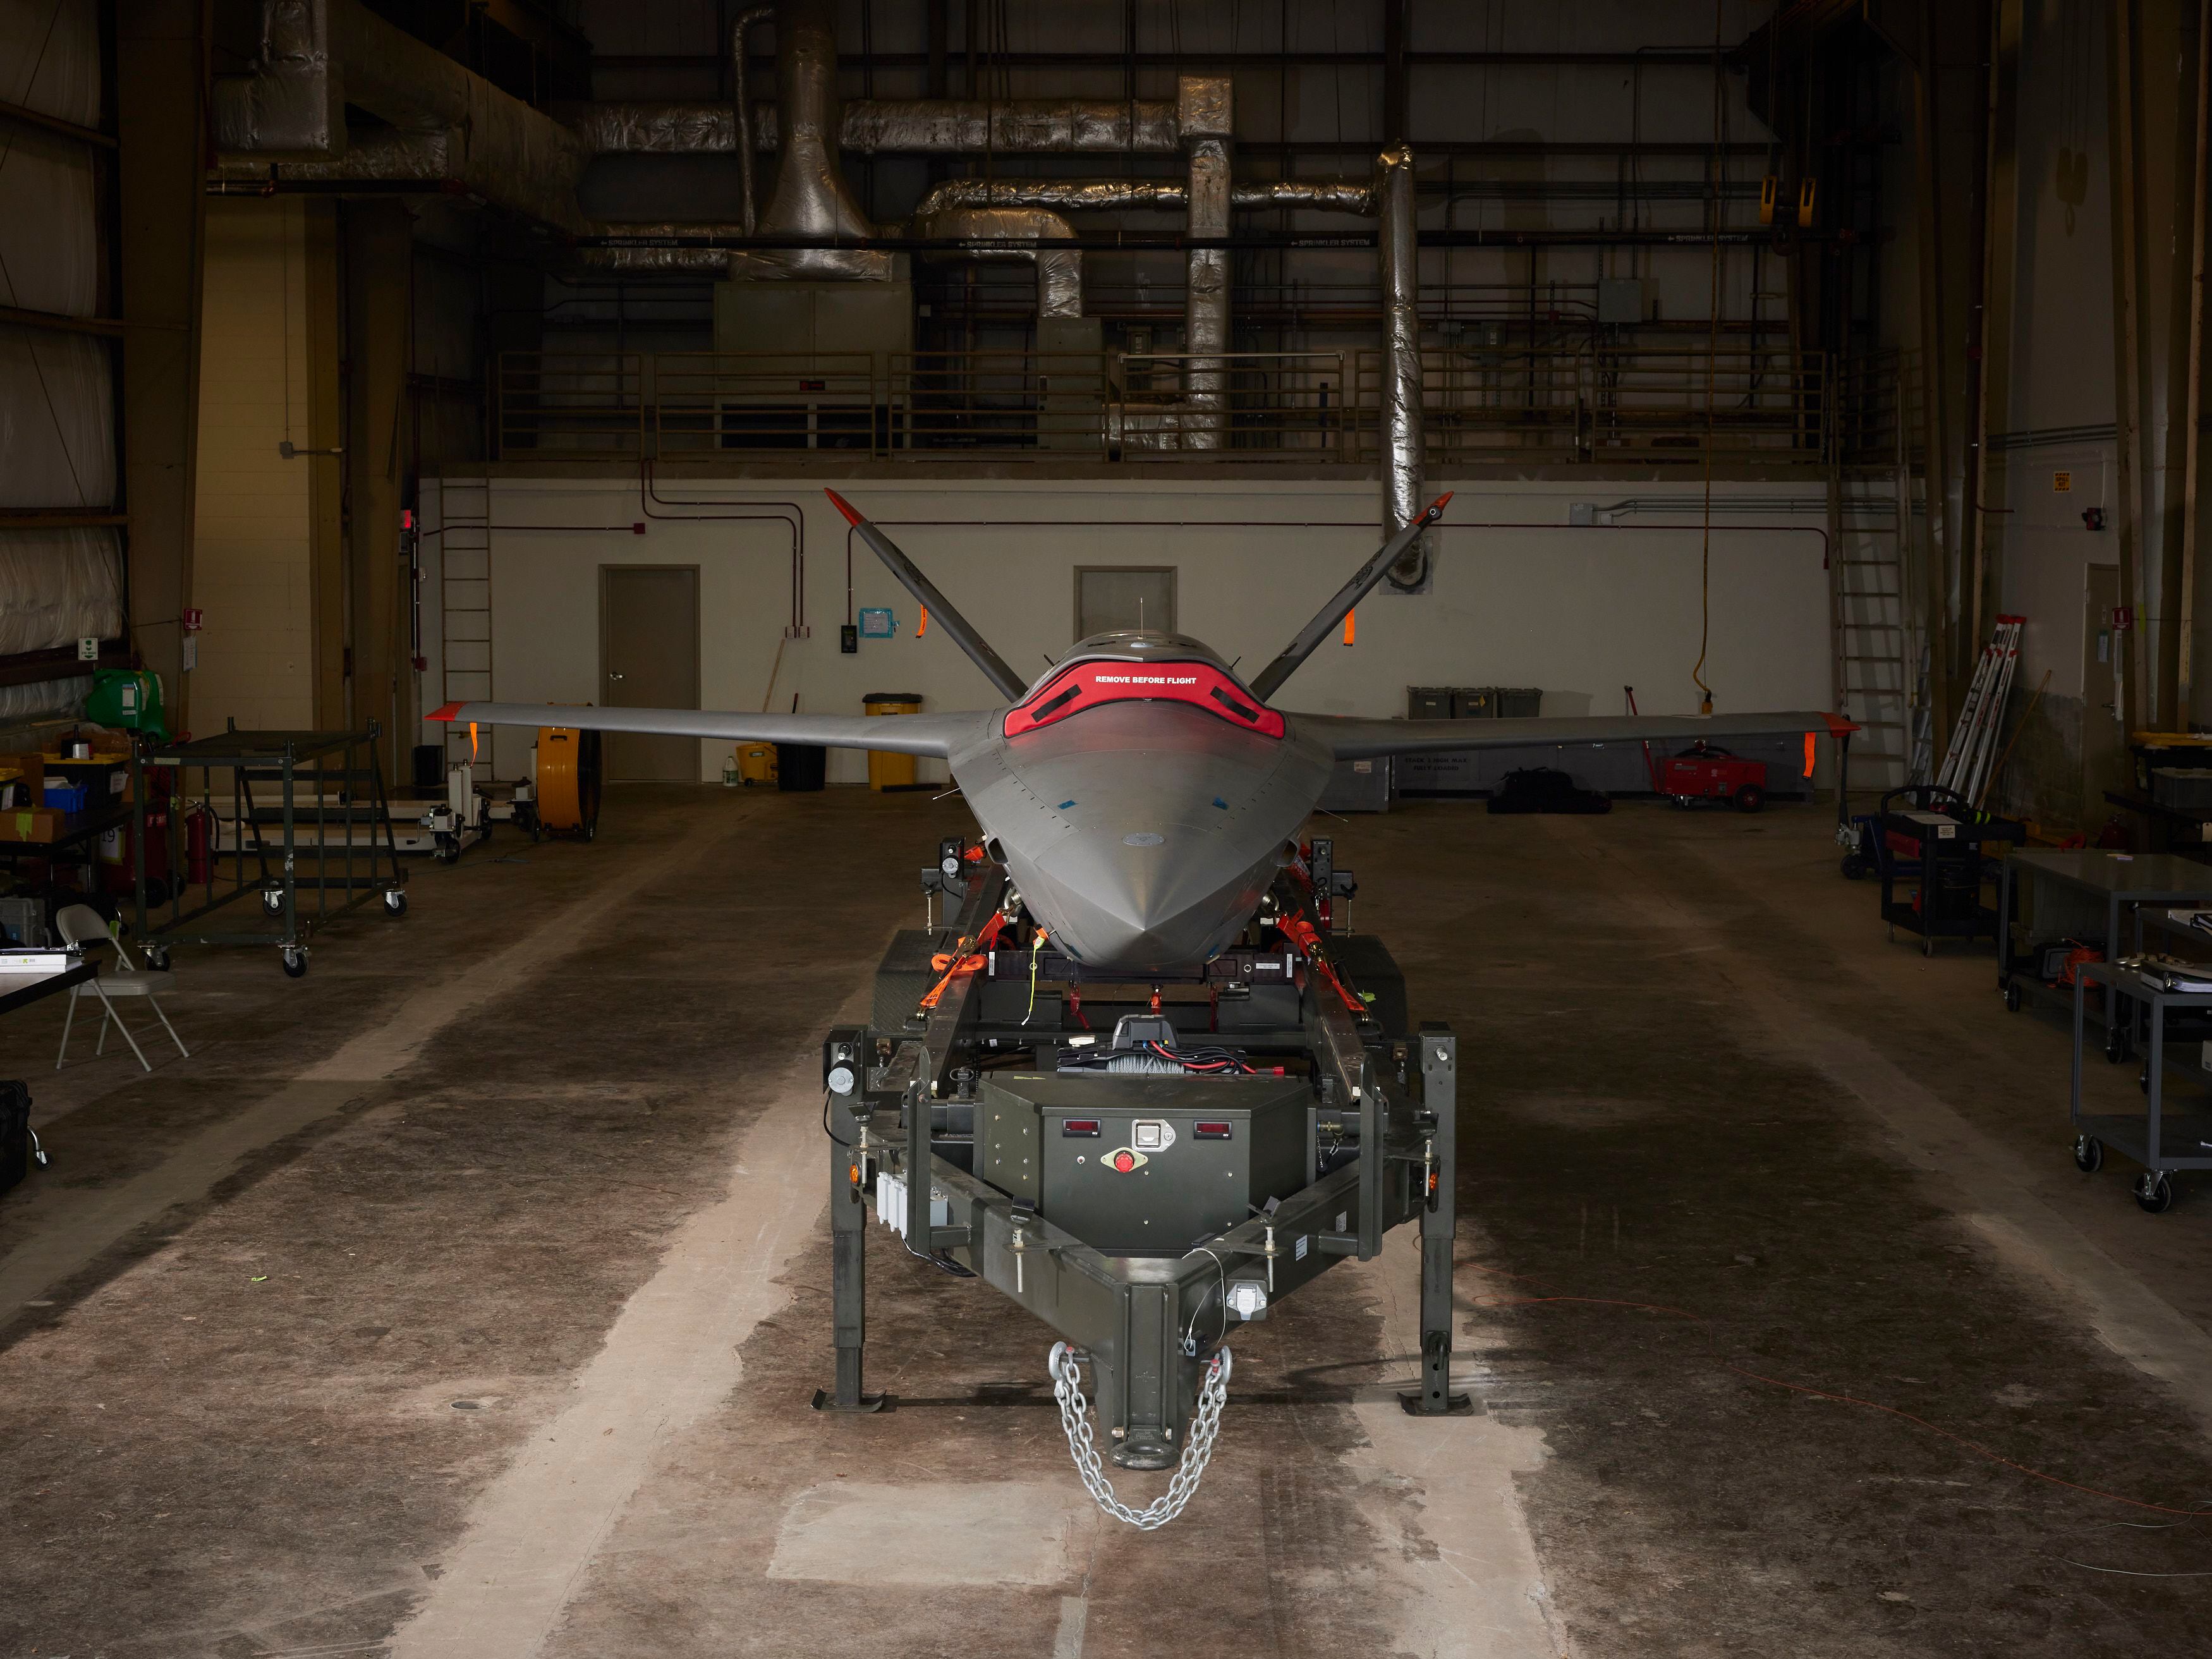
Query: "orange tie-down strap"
1275 911 1366 1018
920 911 1011 1009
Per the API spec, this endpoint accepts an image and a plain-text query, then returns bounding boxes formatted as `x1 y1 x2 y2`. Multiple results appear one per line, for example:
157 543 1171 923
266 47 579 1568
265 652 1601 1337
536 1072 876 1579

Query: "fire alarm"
2082 506 2106 531
2112 605 2133 631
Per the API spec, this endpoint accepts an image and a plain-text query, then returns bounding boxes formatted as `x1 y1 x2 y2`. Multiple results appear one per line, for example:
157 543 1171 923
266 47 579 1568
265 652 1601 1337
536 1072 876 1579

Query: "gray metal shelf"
2071 962 2212 1212
1998 851 2212 1059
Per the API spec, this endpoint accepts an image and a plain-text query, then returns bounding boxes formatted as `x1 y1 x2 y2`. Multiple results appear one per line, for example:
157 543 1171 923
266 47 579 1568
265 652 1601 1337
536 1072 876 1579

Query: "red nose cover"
1003 660 1285 739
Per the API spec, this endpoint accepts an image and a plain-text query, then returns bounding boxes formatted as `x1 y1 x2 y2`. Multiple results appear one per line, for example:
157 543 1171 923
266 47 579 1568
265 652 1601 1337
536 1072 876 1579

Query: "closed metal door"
600 566 700 781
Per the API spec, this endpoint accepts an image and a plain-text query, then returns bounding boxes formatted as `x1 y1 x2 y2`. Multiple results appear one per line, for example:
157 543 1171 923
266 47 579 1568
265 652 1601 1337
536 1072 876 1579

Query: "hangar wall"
415 475 1834 787
188 200 320 735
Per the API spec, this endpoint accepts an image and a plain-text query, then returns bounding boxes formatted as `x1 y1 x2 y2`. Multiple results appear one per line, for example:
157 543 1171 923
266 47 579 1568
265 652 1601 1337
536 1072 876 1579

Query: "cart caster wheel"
1733 784 1766 813
2074 1135 2104 1173
261 888 285 916
435 836 459 865
382 889 408 916
1840 854 1869 881
281 948 308 979
2005 981 2022 1012
2134 1172 2174 1213
2105 1031 2127 1064
145 946 171 972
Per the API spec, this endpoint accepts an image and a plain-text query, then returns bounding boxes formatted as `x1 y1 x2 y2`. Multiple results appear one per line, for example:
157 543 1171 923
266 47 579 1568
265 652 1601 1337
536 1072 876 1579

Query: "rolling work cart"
2071 960 2212 1213
137 725 408 977
1874 788 2024 955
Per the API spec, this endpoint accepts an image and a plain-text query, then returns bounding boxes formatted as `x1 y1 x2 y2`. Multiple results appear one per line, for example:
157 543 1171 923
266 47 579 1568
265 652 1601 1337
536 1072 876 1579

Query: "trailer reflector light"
1194 1122 1232 1139
1062 1119 1100 1136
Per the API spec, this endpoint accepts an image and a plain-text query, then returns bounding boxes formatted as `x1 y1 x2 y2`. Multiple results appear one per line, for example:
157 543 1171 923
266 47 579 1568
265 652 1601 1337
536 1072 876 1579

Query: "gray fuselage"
944 633 1334 976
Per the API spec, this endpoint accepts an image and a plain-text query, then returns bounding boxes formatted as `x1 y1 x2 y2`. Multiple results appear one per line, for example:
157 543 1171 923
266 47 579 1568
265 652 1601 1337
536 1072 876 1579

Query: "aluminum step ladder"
1935 614 2025 805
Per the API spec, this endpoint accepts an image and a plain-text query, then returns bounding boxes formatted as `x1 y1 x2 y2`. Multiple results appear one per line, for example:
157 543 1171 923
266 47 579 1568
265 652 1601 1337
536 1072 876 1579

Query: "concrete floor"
3 787 2211 1658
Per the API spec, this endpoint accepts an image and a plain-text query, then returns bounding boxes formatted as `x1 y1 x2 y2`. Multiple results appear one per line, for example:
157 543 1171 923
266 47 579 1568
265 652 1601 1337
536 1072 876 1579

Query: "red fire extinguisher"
185 803 214 887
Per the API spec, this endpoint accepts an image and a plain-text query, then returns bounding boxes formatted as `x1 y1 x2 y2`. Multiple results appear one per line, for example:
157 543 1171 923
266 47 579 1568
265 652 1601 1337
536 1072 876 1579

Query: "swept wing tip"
1823 713 1863 738
823 487 865 526
1429 490 1454 515
427 702 463 722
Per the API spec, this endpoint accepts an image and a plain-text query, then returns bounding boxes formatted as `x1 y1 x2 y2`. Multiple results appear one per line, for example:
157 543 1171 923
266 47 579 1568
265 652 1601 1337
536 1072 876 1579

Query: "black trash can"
777 743 827 791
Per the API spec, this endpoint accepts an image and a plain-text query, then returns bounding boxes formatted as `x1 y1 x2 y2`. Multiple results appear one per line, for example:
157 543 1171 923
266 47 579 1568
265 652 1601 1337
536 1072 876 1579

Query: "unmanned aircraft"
432 488 1844 975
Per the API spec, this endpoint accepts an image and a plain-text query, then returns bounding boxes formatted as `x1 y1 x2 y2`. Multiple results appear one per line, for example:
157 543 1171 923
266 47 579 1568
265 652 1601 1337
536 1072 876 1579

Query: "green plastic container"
84 668 166 739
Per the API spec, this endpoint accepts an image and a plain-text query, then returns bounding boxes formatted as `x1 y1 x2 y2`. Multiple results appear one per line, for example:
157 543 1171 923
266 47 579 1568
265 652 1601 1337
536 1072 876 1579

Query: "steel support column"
2106 0 2203 731
343 202 413 770
116 0 210 736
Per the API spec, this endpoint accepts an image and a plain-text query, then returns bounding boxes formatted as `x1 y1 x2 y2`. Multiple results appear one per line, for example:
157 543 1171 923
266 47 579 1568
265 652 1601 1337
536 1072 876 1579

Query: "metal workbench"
2070 960 2212 1212
1997 851 2212 1059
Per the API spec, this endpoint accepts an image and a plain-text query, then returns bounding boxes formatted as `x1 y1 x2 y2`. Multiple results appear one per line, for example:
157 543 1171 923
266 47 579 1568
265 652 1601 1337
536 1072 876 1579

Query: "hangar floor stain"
1 788 2208 1656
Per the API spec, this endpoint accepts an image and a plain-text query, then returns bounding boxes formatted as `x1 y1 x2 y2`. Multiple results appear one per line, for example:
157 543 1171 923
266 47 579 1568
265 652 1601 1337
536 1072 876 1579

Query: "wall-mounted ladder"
1826 463 1916 794
438 479 494 779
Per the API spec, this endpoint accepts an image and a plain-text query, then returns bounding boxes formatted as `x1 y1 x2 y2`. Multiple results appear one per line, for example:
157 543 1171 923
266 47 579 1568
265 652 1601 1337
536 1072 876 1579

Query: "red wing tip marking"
1823 714 1863 738
428 702 463 722
1428 490 1454 516
823 487 865 526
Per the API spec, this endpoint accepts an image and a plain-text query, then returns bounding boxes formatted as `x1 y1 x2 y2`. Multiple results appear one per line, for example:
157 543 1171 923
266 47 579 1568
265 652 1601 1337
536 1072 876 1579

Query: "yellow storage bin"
864 692 921 791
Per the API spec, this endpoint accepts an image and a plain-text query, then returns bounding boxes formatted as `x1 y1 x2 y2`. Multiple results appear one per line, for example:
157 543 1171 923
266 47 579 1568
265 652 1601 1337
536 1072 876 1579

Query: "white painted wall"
417 475 1832 786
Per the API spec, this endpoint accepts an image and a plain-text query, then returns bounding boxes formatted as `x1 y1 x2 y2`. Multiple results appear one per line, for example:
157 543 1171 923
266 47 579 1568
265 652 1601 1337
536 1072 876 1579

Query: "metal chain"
1047 1341 1231 1530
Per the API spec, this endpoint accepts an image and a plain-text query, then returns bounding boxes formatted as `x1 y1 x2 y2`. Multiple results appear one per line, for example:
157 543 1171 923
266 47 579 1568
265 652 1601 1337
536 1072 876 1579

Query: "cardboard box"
0 808 65 844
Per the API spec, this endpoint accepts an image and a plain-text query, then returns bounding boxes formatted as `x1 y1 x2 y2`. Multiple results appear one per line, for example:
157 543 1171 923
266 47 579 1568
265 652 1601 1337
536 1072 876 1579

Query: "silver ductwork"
742 0 885 279
1378 146 1426 590
911 207 1083 319
568 99 1181 156
212 0 344 155
911 178 1376 216
731 5 774 235
842 99 1179 154
213 0 586 233
1183 138 1231 450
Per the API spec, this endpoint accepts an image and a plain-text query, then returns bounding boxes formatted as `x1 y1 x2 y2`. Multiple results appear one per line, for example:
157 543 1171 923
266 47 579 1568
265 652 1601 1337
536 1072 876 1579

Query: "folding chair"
53 904 189 1073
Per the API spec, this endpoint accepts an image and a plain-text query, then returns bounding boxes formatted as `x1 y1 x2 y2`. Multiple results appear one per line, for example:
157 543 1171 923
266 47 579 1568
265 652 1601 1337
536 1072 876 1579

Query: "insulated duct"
212 0 587 233
910 178 1375 216
211 0 344 157
742 0 885 279
910 207 1083 319
841 99 1178 154
1378 146 1426 590
1183 138 1231 450
566 100 1179 155
730 4 773 234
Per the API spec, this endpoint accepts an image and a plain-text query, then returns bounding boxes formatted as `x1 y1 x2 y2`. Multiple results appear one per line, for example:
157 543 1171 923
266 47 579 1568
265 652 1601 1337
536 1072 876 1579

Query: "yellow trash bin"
864 692 921 791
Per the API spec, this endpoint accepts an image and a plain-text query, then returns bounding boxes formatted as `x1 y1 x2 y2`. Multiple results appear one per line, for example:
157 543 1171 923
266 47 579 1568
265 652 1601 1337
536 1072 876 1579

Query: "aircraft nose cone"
1023 818 1269 975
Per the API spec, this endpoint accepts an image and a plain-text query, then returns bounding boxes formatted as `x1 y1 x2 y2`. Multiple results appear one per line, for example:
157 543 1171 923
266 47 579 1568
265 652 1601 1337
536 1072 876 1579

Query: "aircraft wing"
428 701 984 758
1289 710 1855 761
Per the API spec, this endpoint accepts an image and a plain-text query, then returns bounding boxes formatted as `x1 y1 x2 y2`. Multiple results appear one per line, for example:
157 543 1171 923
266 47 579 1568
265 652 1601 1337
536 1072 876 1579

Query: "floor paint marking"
1590 829 2212 1438
1051 1594 1088 1659
1340 1227 1569 1658
0 813 750 1322
384 1058 827 1658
